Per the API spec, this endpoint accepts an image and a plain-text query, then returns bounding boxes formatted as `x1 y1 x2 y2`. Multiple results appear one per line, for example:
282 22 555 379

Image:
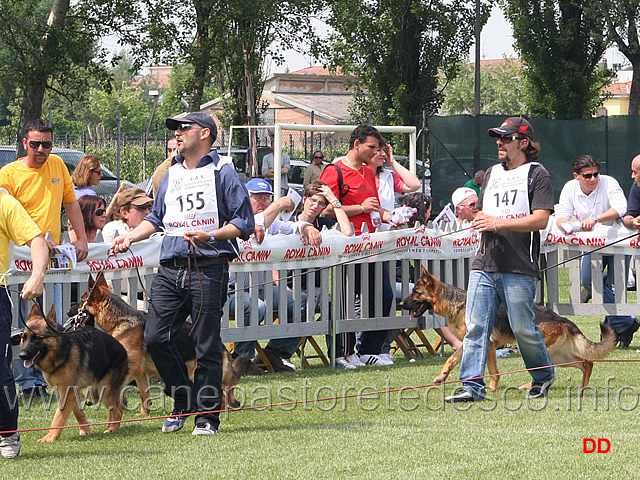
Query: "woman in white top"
363 138 420 230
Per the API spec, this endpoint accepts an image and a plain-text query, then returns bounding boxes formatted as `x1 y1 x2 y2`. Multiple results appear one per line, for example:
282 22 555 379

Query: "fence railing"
8 220 636 363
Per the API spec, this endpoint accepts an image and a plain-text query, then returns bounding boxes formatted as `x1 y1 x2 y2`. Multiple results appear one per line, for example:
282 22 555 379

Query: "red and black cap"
488 117 534 139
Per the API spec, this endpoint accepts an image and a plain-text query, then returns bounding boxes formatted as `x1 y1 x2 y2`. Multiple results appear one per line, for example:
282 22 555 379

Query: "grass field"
4 312 639 479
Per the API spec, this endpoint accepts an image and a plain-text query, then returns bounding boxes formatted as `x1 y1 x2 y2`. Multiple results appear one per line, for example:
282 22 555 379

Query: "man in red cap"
446 117 556 403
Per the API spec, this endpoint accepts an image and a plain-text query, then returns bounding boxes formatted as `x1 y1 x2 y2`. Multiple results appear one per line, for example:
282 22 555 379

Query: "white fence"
8 219 639 350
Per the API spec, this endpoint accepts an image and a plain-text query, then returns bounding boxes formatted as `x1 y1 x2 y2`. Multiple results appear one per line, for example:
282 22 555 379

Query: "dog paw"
79 428 90 436
519 382 532 390
38 434 59 443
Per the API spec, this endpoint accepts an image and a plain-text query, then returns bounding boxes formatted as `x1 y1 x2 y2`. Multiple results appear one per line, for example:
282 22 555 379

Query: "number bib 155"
163 162 219 236
483 162 536 220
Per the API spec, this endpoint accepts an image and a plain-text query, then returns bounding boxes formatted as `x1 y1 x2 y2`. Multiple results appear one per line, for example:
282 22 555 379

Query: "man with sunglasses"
0 119 89 399
451 187 479 223
110 112 254 436
446 117 556 403
303 150 326 187
556 154 638 348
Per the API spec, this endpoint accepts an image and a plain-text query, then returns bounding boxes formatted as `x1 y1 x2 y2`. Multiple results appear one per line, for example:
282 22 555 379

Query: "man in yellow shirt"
0 191 48 459
0 120 88 257
0 119 88 398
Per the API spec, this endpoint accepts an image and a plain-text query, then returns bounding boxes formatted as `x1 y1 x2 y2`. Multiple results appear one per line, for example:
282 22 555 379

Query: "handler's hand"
109 235 131 256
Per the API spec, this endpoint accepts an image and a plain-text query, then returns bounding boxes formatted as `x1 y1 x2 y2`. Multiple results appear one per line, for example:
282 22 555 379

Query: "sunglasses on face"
461 202 477 209
91 169 102 175
132 204 152 212
176 123 197 132
94 208 106 216
313 155 324 159
581 172 600 179
28 140 52 149
497 135 524 144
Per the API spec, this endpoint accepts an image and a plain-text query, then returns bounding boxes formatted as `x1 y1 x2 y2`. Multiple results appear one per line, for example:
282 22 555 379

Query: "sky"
271 6 627 74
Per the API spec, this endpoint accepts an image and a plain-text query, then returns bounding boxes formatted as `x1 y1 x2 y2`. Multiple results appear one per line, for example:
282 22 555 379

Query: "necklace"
344 158 365 179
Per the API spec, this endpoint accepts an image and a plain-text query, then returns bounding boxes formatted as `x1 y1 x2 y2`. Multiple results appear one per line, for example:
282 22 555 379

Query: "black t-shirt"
472 162 554 278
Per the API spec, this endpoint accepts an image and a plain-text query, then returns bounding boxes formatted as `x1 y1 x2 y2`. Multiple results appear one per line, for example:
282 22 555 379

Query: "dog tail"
573 323 617 359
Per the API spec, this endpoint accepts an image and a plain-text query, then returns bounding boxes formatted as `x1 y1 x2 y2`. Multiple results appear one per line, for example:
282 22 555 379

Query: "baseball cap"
451 187 477 208
165 112 218 141
488 116 534 139
118 188 153 208
245 178 273 194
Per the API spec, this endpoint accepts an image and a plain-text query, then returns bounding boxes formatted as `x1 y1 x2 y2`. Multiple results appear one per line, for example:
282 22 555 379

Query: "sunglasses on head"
94 208 106 216
28 140 52 149
498 135 524 144
581 171 600 179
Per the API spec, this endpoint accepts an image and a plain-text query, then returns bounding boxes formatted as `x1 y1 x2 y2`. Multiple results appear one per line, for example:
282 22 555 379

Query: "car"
0 146 130 203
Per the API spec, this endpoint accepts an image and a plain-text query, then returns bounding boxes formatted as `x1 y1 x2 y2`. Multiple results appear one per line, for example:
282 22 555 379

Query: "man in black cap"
445 116 556 403
110 112 254 436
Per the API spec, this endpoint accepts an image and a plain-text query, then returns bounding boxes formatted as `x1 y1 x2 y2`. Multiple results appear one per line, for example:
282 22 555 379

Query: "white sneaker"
0 433 21 459
346 354 366 367
281 357 297 371
335 357 357 369
359 354 393 366
379 353 394 364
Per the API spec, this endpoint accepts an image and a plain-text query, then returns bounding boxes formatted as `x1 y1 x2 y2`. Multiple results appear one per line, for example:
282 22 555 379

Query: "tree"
500 0 611 119
0 0 141 152
138 0 318 139
322 0 491 128
441 58 526 115
600 0 640 115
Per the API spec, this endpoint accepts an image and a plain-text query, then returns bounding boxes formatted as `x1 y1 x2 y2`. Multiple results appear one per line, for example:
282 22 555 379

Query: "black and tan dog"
72 274 252 413
399 267 617 390
19 304 129 442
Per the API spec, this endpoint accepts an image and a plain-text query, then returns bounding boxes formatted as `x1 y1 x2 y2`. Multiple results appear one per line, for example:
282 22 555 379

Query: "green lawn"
5 315 639 479
5 266 639 478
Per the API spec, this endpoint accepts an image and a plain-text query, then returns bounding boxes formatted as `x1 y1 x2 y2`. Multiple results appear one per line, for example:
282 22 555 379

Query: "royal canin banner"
6 217 639 282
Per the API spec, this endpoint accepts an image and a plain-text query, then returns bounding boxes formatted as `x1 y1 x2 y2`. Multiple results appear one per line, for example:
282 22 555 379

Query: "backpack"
323 163 350 202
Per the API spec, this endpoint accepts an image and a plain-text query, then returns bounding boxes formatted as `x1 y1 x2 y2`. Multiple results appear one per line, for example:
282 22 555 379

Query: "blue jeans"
0 288 18 433
459 271 555 399
232 288 305 359
144 262 228 428
581 254 635 332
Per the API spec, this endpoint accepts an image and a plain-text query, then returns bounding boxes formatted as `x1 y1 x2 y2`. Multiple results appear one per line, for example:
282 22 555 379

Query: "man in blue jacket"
110 112 254 436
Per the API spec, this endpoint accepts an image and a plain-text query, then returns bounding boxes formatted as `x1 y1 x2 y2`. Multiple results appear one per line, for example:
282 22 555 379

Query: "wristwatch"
592 215 600 224
209 231 216 243
332 200 342 208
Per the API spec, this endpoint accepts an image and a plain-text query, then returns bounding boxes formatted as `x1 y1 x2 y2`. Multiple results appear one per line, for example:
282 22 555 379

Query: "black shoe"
445 389 482 403
21 385 48 401
526 378 555 399
617 318 640 349
263 347 295 372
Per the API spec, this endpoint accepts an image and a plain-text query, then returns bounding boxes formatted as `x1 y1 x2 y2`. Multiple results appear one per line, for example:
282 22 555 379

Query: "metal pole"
117 109 122 186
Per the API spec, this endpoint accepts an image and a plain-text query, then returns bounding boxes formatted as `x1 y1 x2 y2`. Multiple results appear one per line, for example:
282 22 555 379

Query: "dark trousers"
145 263 228 428
333 263 393 357
0 288 18 433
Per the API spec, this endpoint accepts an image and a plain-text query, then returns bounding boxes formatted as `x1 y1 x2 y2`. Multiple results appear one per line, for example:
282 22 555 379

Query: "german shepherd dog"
71 274 253 413
19 304 129 442
399 267 617 390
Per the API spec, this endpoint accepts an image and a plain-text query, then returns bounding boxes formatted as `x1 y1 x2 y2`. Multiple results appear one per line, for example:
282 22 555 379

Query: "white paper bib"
483 162 537 220
163 162 220 236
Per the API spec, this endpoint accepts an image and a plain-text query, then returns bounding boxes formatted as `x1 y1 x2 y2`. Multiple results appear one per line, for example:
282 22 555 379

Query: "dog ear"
28 302 41 318
46 304 57 324
96 273 108 288
88 274 95 288
421 265 428 277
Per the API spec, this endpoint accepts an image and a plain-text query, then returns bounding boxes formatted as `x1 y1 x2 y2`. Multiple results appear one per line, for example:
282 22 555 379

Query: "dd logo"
583 438 610 453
